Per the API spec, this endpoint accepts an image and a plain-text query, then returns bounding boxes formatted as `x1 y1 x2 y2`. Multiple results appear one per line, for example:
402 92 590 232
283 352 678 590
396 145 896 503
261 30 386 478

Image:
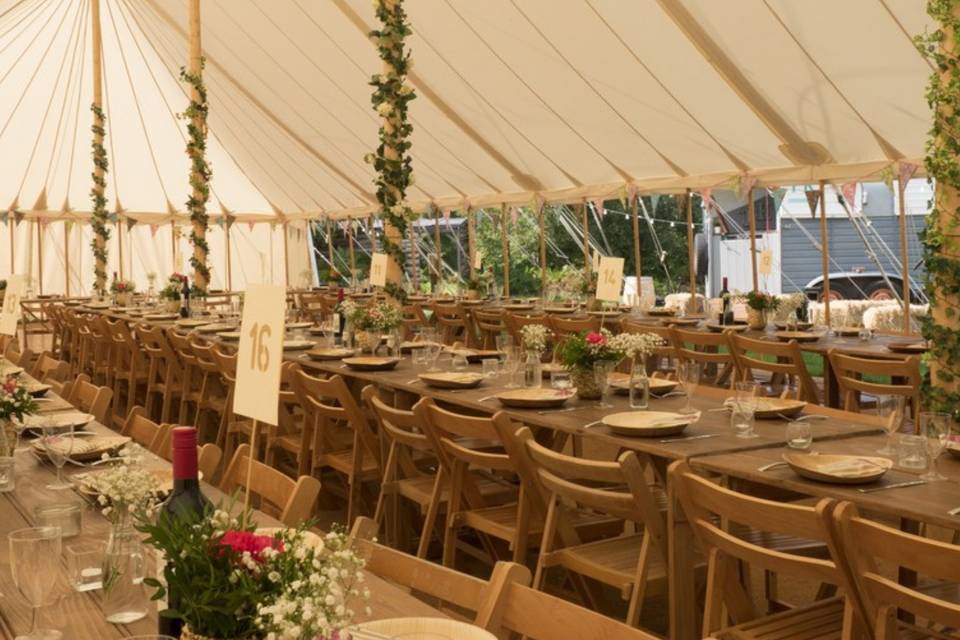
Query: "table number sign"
759 248 773 275
233 284 285 425
595 257 624 302
473 249 482 271
0 275 26 336
370 252 388 287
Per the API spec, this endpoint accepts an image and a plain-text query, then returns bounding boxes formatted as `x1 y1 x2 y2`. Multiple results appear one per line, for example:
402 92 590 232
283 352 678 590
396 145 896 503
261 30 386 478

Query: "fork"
758 461 788 472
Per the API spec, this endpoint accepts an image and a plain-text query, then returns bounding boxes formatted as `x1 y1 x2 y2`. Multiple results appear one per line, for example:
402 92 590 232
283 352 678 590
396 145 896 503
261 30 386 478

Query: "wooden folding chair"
103 317 148 426
290 367 381 525
430 301 469 345
135 323 185 423
827 349 922 419
831 501 960 640
187 339 229 441
29 351 70 385
219 443 321 527
504 312 551 346
119 406 169 454
510 425 671 627
729 333 820 404
265 361 312 478
65 373 113 425
210 345 256 463
549 315 601 340
166 330 203 426
472 309 505 350
670 326 737 389
669 461 857 640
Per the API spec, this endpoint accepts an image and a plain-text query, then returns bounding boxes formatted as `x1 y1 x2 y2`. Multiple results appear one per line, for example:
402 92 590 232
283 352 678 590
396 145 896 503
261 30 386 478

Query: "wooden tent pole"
36 220 43 296
347 219 356 278
225 223 233 291
685 190 696 303
538 203 547 294
187 0 208 291
581 200 591 277
171 222 176 270
466 208 476 279
326 219 335 270
8 220 13 274
408 223 418 290
433 207 441 280
117 220 123 280
819 180 831 327
91 0 106 293
282 223 290 286
64 222 70 296
747 187 758 291
500 203 510 298
631 194 642 299
897 177 911 334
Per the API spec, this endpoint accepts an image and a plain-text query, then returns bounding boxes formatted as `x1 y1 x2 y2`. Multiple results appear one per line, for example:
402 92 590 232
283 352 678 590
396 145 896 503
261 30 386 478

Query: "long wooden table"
0 368 445 638
85 306 934 640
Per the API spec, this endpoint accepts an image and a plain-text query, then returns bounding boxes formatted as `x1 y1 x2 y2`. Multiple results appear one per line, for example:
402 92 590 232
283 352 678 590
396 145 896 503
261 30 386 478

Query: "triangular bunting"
510 206 519 225
442 208 451 227
126 217 137 232
225 214 236 230
699 188 713 213
0 212 8 225
771 188 787 214
64 219 73 234
805 190 821 218
649 194 661 213
591 198 605 219
107 212 119 223
13 211 24 226
898 161 919 194
840 182 858 211
149 224 159 238
739 175 757 199
248 221 256 232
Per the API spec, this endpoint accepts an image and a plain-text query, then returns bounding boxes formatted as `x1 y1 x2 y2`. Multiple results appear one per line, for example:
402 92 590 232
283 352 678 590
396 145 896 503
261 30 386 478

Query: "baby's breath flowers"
80 445 162 523
519 323 550 354
608 332 664 361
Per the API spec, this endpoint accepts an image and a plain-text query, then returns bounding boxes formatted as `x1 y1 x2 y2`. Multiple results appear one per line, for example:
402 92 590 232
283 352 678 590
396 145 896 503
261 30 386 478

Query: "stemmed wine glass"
677 361 701 415
41 422 74 490
921 412 951 482
876 395 906 456
732 381 759 439
9 526 63 640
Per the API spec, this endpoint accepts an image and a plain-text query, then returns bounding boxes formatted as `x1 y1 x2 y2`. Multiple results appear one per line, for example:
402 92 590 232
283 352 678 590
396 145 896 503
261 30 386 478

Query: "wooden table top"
0 367 443 638
691 434 960 529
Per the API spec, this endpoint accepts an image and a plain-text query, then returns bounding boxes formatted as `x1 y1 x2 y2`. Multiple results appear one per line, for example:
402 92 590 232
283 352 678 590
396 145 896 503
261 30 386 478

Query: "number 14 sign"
234 284 286 425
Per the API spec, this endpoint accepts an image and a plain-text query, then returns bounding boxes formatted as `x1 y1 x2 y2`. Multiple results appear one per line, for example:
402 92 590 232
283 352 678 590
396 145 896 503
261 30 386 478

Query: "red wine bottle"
157 427 210 637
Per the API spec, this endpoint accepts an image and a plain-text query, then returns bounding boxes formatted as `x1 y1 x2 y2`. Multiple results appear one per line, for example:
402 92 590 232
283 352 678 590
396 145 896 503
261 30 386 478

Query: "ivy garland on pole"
917 0 960 416
180 59 211 294
366 0 416 302
90 103 110 296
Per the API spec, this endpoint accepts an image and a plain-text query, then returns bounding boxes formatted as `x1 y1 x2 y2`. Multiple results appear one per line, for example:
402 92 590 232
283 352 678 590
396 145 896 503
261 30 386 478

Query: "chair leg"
416 470 444 559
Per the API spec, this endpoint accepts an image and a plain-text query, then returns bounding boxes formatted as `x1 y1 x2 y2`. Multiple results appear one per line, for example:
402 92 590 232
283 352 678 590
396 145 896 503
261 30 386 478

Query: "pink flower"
585 332 605 346
217 530 283 562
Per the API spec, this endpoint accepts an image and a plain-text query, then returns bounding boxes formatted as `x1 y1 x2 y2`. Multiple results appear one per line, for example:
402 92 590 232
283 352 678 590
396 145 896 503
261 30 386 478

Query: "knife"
857 479 927 493
658 433 718 444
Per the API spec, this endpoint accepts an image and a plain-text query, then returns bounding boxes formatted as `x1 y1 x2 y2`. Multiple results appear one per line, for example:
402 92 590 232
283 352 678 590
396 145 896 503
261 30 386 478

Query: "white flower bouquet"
519 324 550 354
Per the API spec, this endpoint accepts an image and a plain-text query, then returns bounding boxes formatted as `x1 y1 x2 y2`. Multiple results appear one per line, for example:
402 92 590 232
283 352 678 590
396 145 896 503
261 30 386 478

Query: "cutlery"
537 406 580 415
949 506 960 517
758 461 788 472
583 420 603 429
857 479 927 494
347 630 393 640
478 395 496 402
776 413 828 423
657 391 687 399
658 433 718 444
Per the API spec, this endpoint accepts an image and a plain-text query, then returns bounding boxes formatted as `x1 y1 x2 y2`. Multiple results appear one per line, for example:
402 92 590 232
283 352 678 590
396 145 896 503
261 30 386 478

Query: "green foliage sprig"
180 60 211 296
367 0 417 303
916 0 960 416
89 103 110 296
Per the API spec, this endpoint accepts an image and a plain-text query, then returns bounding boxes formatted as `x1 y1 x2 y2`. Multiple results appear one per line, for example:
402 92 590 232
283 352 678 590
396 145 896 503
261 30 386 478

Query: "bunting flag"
442 208 451 226
879 166 895 190
216 216 226 229
591 198 605 219
248 221 256 232
225 214 236 231
617 185 628 209
649 194 661 213
739 174 757 199
898 161 919 194
699 188 713 213
840 182 858 211
511 206 519 225
12 210 24 226
64 219 72 234
0 212 8 225
149 224 159 238
107 212 119 223
38 217 49 227
627 184 639 203
771 188 787 214
126 217 137 232
805 189 821 218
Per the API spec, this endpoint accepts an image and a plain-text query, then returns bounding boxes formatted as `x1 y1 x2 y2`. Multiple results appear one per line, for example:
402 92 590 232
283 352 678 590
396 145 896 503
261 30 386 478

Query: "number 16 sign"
234 284 285 425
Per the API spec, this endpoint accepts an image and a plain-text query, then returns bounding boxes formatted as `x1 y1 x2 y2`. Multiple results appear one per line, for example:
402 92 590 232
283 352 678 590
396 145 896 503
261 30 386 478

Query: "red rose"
585 332 605 345
217 530 283 562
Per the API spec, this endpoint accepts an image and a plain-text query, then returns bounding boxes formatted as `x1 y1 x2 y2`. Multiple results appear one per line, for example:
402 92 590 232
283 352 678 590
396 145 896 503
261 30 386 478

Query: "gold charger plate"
342 357 400 371
453 349 504 364
282 340 316 351
601 411 695 437
608 373 679 396
705 322 748 333
418 372 484 389
144 313 179 320
217 331 241 340
495 388 574 409
195 323 235 334
175 318 209 328
400 340 441 353
25 382 51 397
661 317 699 326
285 322 313 330
782 453 892 485
501 304 533 311
23 412 95 429
646 307 676 317
33 434 131 462
353 618 496 640
724 397 807 419
832 326 862 337
544 306 576 314
773 331 820 343
887 341 928 354
305 347 355 361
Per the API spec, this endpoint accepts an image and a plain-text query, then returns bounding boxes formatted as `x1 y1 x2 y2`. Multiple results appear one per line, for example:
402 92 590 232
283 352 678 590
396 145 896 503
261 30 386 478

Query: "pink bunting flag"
591 198 605 218
805 190 821 218
248 221 256 232
149 224 159 238
627 184 638 203
898 162 919 193
739 175 757 200
511 207 519 225
442 208 451 227
840 182 858 211
699 188 713 212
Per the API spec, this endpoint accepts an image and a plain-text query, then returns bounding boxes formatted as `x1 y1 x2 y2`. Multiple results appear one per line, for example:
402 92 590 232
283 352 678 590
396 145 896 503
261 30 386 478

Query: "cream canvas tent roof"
0 0 936 293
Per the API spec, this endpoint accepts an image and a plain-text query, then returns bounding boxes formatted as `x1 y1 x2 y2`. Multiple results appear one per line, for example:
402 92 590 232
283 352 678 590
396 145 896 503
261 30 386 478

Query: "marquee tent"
0 0 935 294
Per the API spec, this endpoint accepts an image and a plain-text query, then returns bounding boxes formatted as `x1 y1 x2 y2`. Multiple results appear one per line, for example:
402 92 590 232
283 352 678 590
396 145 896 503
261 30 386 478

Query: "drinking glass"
678 361 701 415
9 526 63 640
875 395 906 455
66 542 105 592
550 370 572 392
481 358 499 378
786 421 812 449
858 326 872 342
732 381 758 439
920 412 951 482
426 343 443 373
495 333 513 354
502 347 519 388
451 353 469 372
593 361 616 409
41 423 74 490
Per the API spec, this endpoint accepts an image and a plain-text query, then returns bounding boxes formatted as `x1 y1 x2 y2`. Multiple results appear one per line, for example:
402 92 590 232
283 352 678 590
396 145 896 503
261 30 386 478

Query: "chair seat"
548 533 659 592
395 472 516 508
457 503 615 543
730 524 827 556
715 597 843 640
318 449 379 477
